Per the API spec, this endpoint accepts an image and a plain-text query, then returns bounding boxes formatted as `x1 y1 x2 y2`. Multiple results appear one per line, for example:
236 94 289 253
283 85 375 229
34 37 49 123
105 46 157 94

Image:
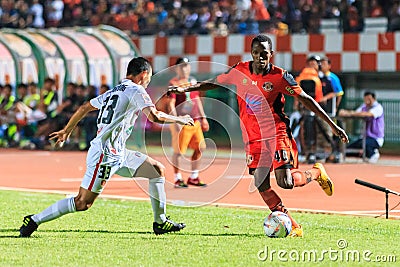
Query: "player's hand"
177 115 194 126
168 85 186 94
49 129 70 148
332 125 349 143
200 117 209 132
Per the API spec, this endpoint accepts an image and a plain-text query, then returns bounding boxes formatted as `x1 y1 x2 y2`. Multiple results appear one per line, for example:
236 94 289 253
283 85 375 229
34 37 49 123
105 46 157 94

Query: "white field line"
1 186 399 219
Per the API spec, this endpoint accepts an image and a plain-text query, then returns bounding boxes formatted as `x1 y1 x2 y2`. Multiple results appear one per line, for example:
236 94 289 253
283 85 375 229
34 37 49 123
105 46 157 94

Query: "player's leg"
170 124 186 187
19 147 117 237
187 121 206 186
253 166 302 236
120 150 185 234
274 135 334 196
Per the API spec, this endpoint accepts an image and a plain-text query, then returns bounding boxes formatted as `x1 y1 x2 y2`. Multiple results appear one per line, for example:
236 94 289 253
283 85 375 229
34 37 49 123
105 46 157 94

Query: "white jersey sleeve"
134 86 155 110
90 93 106 109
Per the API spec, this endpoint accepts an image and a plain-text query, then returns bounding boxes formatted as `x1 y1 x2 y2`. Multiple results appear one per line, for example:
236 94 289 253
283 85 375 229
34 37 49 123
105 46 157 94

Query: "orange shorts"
170 120 206 154
246 134 298 171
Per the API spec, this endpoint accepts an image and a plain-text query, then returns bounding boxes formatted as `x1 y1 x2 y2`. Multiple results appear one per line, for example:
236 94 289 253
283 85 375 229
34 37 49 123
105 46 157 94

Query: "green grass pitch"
0 190 398 266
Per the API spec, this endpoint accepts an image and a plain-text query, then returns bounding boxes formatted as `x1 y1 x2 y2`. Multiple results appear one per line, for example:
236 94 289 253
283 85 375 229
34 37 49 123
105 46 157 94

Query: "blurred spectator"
387 2 400 32
29 0 45 28
295 55 323 164
46 0 64 27
83 85 101 150
24 82 40 109
0 84 17 147
16 83 28 102
369 0 384 17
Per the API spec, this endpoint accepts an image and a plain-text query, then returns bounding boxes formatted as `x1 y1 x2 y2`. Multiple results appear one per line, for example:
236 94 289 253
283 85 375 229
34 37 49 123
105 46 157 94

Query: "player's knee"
254 168 271 192
74 197 93 211
275 172 294 189
153 162 165 177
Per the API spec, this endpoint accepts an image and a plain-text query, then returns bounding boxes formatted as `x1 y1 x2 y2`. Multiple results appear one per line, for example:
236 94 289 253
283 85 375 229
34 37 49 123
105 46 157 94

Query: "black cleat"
153 217 186 235
19 215 38 237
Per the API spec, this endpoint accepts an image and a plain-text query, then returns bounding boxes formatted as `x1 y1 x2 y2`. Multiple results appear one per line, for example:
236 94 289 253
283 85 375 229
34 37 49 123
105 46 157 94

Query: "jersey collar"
249 61 272 76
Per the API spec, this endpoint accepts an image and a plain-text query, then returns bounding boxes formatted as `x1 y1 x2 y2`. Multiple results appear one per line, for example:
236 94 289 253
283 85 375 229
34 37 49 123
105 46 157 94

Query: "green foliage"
0 190 398 267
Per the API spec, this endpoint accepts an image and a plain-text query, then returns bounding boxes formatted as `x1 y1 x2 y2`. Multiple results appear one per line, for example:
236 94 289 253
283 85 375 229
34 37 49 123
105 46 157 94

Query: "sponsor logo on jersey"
262 82 273 92
285 86 295 94
245 94 263 114
252 81 258 86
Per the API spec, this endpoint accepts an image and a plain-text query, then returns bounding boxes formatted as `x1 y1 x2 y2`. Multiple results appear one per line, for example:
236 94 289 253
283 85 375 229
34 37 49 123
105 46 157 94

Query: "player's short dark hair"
175 57 189 65
364 91 376 99
251 35 273 50
126 57 152 76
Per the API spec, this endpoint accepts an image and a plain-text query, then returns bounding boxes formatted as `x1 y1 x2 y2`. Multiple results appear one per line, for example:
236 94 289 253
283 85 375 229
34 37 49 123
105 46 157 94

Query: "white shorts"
81 145 147 194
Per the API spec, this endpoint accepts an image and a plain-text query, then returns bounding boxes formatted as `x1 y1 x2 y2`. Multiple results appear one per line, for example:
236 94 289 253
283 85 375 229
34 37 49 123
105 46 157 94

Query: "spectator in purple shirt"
339 91 384 163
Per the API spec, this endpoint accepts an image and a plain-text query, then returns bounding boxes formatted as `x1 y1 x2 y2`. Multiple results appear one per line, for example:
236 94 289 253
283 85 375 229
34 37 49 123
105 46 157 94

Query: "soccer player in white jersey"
19 57 194 237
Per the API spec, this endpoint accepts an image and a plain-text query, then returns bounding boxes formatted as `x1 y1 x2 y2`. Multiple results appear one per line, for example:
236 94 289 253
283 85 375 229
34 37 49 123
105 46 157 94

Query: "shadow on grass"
0 228 262 238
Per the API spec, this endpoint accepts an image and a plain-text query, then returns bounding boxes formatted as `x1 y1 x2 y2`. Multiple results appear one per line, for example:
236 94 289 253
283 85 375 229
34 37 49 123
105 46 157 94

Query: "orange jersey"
217 61 303 145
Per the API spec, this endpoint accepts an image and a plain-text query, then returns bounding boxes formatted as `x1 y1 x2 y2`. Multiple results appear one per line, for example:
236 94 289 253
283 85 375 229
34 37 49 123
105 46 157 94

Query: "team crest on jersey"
242 78 248 85
262 82 273 92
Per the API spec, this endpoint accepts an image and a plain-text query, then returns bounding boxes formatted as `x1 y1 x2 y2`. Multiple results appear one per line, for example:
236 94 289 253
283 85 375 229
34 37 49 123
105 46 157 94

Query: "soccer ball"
263 211 292 238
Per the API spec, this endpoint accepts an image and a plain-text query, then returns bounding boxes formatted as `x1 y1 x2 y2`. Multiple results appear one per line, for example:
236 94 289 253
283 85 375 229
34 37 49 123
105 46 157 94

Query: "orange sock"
259 188 299 228
259 188 281 210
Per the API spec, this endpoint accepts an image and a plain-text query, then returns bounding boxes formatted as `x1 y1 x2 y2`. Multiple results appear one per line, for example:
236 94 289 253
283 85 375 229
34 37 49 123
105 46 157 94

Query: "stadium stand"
0 0 398 35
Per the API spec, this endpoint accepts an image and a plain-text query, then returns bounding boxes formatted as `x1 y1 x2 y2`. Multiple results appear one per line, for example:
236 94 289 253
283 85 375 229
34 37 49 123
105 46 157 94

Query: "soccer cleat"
288 225 303 238
19 215 38 237
153 217 186 235
174 179 188 188
313 163 334 196
187 177 207 187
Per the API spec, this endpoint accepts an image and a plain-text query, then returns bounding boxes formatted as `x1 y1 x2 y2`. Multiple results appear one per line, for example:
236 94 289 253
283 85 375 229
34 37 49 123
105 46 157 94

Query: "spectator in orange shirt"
295 55 323 164
252 0 270 21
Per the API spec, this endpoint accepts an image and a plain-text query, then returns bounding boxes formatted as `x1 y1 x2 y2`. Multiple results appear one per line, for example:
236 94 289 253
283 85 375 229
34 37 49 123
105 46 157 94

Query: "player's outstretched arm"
143 106 194 126
49 101 98 147
297 91 349 143
168 77 219 94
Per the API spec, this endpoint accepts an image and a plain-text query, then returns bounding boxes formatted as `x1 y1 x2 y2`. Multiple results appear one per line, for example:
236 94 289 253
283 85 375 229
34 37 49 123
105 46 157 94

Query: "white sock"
149 177 167 224
32 197 76 225
174 173 182 181
189 170 199 179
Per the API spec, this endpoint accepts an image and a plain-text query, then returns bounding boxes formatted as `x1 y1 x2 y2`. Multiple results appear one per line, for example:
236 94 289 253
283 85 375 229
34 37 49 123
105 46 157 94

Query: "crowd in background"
1 0 400 35
0 80 109 150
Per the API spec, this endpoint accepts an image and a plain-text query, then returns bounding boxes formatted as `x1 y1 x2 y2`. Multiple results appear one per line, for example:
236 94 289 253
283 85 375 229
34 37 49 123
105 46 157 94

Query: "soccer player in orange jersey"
169 35 349 237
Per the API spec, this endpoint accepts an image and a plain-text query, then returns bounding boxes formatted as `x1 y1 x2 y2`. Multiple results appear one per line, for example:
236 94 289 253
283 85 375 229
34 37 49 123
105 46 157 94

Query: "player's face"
142 69 153 88
176 63 191 79
251 41 273 71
